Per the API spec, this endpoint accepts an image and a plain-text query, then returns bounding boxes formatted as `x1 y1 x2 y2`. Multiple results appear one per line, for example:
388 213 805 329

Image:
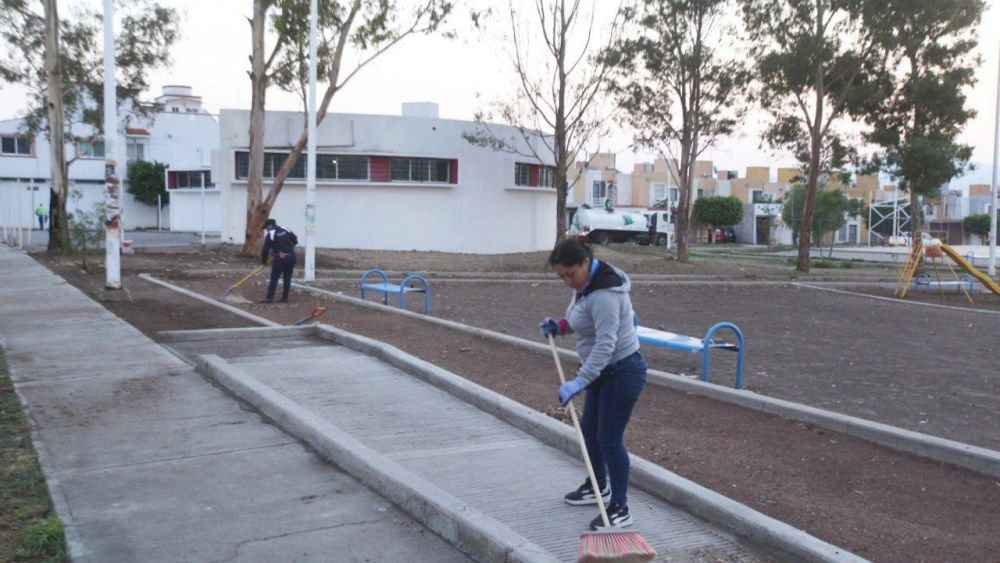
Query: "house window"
173 170 212 188
235 151 371 181
652 183 666 201
538 167 554 188
77 140 105 158
1 135 32 155
696 188 704 198
126 141 145 163
669 187 679 202
592 180 607 205
515 163 530 186
390 157 450 182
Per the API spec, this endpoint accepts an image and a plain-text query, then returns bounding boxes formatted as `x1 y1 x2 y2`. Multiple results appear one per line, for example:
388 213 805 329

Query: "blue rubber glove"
558 377 587 406
539 317 559 338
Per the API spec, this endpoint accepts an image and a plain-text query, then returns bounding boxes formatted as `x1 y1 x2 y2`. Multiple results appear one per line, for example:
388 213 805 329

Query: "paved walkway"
0 245 468 563
166 332 762 561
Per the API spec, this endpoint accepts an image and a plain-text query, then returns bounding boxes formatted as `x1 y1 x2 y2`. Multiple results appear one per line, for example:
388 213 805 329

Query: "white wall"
169 190 220 232
216 110 557 254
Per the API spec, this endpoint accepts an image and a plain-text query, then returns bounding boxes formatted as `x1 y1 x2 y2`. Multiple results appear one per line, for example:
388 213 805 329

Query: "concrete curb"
311 324 865 562
296 282 1000 479
195 353 558 563
158 325 310 342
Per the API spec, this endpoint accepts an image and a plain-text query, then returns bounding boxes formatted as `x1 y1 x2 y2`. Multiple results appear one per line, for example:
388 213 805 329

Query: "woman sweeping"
540 238 647 531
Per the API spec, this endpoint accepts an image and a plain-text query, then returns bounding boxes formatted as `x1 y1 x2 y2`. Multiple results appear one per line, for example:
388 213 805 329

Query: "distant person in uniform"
260 218 298 303
35 203 48 230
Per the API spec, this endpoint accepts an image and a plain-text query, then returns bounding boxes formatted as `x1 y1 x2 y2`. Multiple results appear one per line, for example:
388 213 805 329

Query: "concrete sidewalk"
0 245 468 563
166 331 764 561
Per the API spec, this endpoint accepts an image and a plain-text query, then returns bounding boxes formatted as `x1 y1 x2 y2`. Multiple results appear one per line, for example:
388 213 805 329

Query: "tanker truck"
569 207 673 246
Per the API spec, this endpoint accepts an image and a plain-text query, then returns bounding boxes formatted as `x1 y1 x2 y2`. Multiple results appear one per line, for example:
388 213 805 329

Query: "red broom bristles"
577 530 657 562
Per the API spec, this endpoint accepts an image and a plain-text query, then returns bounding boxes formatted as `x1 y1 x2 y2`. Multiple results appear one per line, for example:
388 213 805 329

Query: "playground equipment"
894 239 1000 302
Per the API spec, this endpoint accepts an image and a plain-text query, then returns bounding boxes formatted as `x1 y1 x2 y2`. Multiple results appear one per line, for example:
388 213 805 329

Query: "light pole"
304 0 318 281
102 0 121 289
989 37 999 278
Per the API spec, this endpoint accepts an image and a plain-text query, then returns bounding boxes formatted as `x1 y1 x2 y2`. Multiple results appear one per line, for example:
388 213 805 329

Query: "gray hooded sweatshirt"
564 261 641 385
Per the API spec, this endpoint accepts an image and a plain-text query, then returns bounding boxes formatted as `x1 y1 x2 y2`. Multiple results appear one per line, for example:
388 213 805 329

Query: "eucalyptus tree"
742 0 877 272
852 0 984 248
0 0 178 252
603 0 748 262
242 0 453 256
464 0 623 242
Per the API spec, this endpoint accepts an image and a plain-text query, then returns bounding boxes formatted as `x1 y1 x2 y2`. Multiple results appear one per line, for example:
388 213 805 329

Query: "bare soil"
29 248 1000 563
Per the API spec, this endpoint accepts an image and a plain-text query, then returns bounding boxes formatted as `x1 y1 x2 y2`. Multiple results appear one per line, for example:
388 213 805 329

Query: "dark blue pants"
579 351 647 507
266 254 297 300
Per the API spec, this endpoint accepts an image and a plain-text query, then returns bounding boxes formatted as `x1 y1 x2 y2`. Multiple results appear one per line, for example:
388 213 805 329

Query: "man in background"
260 218 298 303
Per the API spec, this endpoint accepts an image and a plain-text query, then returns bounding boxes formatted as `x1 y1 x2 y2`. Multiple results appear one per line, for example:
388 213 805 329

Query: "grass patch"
0 350 68 562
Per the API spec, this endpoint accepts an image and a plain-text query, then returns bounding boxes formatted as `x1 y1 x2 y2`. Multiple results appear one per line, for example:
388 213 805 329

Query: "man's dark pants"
266 254 297 301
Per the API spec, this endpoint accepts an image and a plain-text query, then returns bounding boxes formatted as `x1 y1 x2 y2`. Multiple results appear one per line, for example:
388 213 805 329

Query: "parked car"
714 226 737 243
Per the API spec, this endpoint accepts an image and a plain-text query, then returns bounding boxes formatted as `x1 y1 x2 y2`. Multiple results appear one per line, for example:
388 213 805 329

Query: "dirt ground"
29 247 1000 563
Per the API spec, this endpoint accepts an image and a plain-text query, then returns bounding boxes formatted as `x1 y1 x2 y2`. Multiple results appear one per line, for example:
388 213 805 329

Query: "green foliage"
964 214 993 239
67 190 105 271
783 184 861 245
20 516 65 558
741 0 875 177
126 160 167 206
692 196 743 227
852 0 984 200
812 189 859 241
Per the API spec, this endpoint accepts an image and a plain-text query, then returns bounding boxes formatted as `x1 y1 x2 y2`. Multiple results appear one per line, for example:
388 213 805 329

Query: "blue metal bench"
636 322 745 389
360 269 430 314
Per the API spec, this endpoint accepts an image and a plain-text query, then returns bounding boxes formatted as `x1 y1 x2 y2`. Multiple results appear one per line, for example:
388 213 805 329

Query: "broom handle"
229 264 264 291
548 335 611 529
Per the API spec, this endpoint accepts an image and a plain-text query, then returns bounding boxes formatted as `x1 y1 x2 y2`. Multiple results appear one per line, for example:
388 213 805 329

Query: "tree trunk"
241 0 269 257
675 134 694 262
44 0 69 253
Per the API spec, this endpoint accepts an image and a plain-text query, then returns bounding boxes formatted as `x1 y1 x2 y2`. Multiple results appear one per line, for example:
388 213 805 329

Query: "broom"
547 335 656 563
224 264 265 296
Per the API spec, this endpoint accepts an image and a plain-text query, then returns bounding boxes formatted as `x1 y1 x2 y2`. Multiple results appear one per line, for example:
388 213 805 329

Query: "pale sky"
1 0 998 189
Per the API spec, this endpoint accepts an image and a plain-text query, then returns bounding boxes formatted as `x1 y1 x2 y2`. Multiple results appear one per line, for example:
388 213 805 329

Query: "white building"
0 85 218 232
213 103 558 253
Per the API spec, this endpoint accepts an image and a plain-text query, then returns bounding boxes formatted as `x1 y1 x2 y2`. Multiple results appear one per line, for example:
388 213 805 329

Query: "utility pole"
989 38 999 278
103 0 121 289
303 0 318 281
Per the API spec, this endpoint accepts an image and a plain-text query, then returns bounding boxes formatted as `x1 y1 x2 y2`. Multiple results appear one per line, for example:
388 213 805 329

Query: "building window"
235 151 371 181
652 183 666 201
538 166 554 188
126 141 145 163
669 187 679 202
515 163 531 186
591 180 607 205
1 135 32 155
173 170 212 188
390 157 450 182
696 188 704 198
77 140 105 158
